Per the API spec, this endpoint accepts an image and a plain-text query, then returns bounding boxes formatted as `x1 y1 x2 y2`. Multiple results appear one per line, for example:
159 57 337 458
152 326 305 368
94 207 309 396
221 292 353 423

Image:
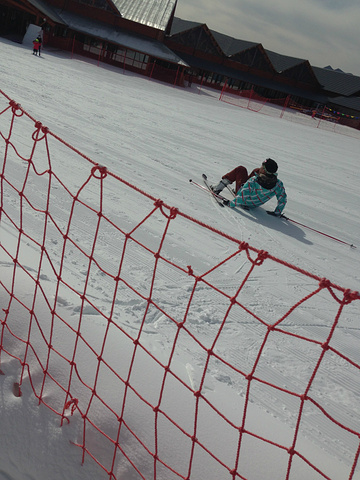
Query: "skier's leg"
223 166 249 193
210 177 231 194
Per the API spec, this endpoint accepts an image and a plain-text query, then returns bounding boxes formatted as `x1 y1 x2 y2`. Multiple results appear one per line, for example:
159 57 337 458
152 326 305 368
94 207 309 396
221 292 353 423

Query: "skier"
32 38 40 56
36 35 43 56
211 158 287 216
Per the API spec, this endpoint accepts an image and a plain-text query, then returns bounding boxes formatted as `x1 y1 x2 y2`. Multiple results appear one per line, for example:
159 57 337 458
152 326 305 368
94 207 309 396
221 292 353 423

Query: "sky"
0 38 360 480
175 0 360 76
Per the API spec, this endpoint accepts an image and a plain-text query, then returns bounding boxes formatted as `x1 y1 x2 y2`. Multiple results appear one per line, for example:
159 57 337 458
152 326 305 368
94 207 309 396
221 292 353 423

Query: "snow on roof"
57 10 188 66
111 0 177 31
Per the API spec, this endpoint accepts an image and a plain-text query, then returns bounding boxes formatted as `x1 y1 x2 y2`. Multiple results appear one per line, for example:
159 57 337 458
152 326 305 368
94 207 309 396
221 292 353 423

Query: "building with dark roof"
165 17 360 127
0 0 188 84
0 0 359 126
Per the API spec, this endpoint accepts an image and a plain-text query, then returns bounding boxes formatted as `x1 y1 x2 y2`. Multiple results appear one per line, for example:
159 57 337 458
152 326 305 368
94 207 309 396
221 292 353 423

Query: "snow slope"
0 38 359 480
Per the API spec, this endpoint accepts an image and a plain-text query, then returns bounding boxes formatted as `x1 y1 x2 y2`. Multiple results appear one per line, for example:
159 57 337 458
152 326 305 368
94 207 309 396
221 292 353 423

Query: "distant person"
32 38 40 56
211 158 287 216
36 35 43 56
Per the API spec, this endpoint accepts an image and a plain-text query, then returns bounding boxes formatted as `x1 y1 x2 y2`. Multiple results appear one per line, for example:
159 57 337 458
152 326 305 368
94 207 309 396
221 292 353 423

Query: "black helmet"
262 158 278 174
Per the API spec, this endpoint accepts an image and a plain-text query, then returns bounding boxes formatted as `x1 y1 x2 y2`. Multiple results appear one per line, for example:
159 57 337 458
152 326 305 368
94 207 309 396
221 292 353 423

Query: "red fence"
1 89 360 480
218 83 360 138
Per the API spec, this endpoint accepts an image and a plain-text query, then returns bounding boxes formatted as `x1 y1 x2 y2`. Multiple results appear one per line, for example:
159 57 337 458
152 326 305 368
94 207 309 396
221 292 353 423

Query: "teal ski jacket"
229 173 287 215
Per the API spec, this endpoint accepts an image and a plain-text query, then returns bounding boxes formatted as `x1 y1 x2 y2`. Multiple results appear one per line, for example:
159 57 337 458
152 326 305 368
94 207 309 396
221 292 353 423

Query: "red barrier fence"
218 83 360 138
0 89 360 480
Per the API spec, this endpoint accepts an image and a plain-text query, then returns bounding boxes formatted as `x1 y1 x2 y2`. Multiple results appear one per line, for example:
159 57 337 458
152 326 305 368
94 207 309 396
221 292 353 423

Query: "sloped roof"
174 51 329 103
312 66 360 96
168 21 224 57
265 50 308 73
26 0 66 24
170 19 260 57
328 95 360 112
211 30 258 56
56 9 187 65
169 17 203 35
169 17 360 102
170 20 313 74
111 0 177 31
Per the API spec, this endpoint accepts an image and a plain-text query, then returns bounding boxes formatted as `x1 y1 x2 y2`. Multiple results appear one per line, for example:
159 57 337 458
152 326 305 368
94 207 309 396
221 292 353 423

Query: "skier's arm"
273 181 287 215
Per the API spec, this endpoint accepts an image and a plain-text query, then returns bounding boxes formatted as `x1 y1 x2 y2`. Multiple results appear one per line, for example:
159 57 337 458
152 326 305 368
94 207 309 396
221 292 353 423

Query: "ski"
189 177 227 206
190 174 251 211
202 173 225 207
203 174 236 198
203 174 252 210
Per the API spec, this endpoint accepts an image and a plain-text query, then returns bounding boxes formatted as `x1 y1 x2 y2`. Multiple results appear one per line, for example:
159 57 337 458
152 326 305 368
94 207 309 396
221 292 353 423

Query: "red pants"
223 166 249 193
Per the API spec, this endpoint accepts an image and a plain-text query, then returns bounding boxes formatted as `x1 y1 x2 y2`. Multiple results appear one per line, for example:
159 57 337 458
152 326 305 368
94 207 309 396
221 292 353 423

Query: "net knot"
154 199 163 208
36 122 49 134
287 446 295 456
255 250 269 265
33 121 49 141
65 398 79 415
169 207 178 219
343 289 360 304
238 241 249 251
10 100 22 115
91 164 107 179
319 278 331 289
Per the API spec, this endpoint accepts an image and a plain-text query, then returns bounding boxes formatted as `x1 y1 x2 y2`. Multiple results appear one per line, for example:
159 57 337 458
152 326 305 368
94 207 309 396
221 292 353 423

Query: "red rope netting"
218 84 360 138
0 90 359 480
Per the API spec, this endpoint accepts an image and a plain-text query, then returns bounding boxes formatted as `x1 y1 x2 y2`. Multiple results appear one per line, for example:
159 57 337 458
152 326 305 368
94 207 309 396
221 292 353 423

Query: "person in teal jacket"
211 158 287 216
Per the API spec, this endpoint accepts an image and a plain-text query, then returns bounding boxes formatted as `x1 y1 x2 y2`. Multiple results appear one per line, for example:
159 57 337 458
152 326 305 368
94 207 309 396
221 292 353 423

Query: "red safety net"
218 83 360 139
0 89 360 480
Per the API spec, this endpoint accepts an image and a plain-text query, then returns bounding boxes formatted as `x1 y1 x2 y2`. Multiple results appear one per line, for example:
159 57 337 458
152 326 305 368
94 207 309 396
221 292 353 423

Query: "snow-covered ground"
0 38 359 480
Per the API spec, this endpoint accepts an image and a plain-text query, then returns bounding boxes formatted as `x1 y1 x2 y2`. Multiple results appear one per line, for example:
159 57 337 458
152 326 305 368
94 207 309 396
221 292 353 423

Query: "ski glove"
223 199 230 206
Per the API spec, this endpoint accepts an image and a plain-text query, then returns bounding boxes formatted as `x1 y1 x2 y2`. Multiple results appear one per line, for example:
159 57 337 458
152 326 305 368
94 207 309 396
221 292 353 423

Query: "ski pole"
282 215 356 249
